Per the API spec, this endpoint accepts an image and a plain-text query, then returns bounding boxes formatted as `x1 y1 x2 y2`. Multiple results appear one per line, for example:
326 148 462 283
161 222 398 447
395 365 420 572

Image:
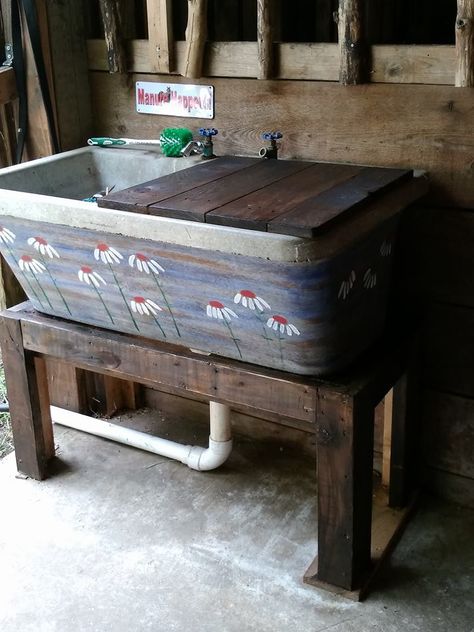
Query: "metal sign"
136 81 214 119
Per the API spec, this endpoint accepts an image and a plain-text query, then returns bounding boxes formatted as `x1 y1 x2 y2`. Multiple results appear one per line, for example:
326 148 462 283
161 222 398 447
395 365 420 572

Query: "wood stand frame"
0 302 419 600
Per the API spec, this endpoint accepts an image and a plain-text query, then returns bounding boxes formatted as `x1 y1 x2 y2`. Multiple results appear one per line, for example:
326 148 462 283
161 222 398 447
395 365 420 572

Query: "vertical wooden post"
382 389 393 487
0 316 54 480
337 0 367 85
147 0 174 73
455 0 474 87
183 0 208 79
306 391 374 591
257 0 273 79
98 0 127 74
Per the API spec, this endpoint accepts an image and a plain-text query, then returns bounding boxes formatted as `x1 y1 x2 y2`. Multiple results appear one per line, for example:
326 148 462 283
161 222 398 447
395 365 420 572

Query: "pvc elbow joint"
187 437 233 471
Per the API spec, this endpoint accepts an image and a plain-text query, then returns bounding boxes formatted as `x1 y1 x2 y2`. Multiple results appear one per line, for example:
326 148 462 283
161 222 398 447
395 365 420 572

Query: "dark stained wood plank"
399 206 474 308
149 159 313 222
268 167 413 237
389 367 419 508
84 372 143 417
18 309 317 423
98 156 259 213
46 359 88 412
422 389 474 481
421 303 474 398
305 484 418 600
206 163 362 231
0 314 54 479
309 391 375 591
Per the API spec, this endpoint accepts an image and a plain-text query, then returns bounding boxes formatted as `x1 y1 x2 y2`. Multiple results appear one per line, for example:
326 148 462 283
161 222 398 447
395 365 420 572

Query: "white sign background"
136 82 214 119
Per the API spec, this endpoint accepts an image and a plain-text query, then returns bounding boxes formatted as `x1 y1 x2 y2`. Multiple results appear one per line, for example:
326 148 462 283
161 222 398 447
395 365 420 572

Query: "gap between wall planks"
87 39 456 85
89 73 474 209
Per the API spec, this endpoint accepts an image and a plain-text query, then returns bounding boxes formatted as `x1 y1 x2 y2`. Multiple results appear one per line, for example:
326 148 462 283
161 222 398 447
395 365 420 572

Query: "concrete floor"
0 409 473 632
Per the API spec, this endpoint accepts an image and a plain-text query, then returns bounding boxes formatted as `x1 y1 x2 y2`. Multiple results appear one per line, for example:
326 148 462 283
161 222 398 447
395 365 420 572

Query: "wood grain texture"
89 73 472 208
18 311 317 423
87 39 456 85
456 0 474 87
0 315 53 479
314 391 374 590
150 159 312 222
46 359 87 411
257 0 273 80
98 0 127 74
268 167 412 237
183 0 208 78
207 163 361 231
338 0 367 85
0 67 17 105
46 0 92 150
99 156 258 212
147 0 173 73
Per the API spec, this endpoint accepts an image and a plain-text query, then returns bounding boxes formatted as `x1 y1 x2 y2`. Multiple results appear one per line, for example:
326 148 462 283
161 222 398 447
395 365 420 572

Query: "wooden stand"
0 302 419 600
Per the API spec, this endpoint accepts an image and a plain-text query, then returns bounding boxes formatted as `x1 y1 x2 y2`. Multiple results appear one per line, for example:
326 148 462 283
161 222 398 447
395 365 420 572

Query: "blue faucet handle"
199 127 218 137
262 131 283 141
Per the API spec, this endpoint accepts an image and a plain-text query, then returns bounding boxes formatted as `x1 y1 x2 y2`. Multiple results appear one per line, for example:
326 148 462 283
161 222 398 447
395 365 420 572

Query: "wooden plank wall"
397 207 474 506
47 0 474 506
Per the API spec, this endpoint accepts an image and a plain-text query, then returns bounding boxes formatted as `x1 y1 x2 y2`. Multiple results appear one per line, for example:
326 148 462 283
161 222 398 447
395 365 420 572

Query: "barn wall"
46 0 474 507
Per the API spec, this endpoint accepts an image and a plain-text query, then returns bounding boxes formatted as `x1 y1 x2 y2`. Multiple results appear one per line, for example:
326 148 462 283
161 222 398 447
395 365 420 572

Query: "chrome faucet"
180 140 205 157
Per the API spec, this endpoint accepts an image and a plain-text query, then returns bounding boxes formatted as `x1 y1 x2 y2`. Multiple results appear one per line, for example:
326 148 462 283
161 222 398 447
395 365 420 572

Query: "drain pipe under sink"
50 401 233 471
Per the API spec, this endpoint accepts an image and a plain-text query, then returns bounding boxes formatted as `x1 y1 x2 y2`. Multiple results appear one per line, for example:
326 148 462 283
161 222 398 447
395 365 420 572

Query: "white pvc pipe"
50 403 233 472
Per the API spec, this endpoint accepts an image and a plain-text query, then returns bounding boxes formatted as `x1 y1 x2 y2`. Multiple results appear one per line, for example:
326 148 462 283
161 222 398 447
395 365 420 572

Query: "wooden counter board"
99 157 412 238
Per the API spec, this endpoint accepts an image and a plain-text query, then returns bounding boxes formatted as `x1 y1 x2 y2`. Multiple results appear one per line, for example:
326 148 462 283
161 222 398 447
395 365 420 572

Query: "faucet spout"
180 140 204 157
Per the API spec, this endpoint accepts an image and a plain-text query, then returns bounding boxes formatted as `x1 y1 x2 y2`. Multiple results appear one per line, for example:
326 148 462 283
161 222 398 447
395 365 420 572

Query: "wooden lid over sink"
98 156 413 238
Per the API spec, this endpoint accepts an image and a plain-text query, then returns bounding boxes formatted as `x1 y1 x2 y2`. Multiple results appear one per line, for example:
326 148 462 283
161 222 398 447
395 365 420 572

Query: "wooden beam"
46 0 92 150
382 389 393 487
0 67 17 105
257 0 273 79
455 0 474 86
337 0 367 85
98 0 127 73
87 39 455 85
183 0 207 78
147 0 173 73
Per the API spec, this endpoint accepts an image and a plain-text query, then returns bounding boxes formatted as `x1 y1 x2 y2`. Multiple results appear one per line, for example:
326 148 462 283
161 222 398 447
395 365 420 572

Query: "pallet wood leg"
84 372 143 418
389 368 418 508
305 391 375 592
46 359 88 412
0 316 54 479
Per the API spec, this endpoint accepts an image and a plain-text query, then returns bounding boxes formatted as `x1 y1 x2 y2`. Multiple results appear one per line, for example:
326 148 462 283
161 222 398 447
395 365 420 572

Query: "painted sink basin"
0 146 405 375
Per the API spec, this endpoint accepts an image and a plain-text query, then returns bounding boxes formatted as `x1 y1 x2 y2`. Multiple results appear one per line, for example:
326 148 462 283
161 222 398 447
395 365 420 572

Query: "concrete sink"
0 146 413 375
